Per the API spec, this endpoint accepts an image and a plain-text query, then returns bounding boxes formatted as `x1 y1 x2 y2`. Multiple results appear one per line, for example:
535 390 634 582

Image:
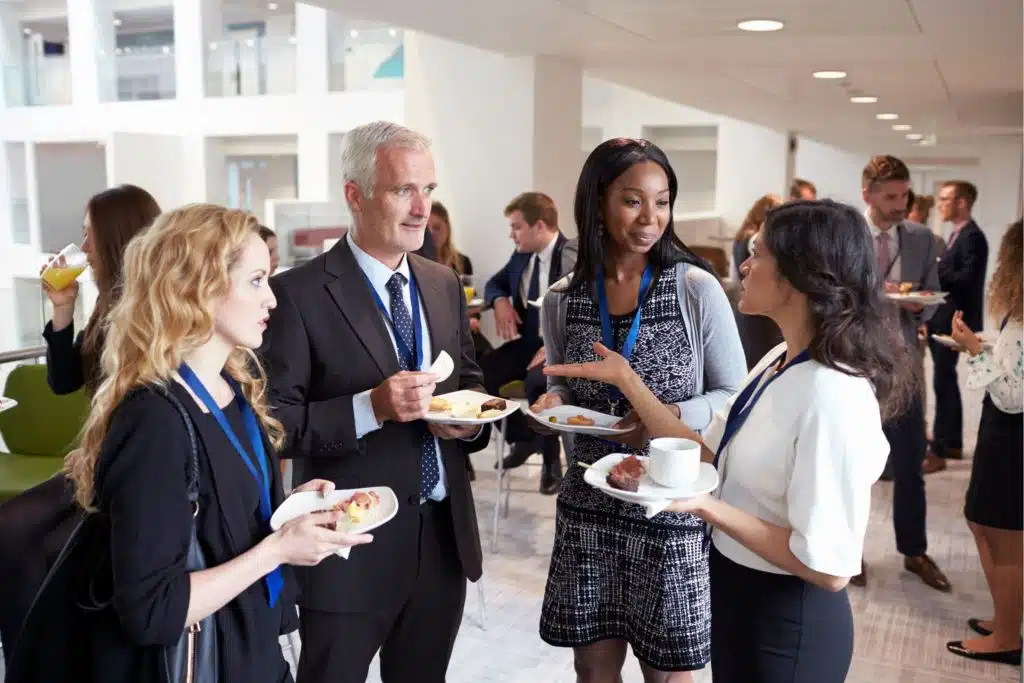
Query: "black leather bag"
6 385 220 683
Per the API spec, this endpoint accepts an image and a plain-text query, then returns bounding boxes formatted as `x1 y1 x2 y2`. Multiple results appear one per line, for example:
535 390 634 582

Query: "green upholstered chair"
0 364 90 503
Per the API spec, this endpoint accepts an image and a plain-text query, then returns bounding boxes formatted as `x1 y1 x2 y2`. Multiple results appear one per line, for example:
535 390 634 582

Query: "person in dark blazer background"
482 192 576 494
927 180 989 461
262 121 486 683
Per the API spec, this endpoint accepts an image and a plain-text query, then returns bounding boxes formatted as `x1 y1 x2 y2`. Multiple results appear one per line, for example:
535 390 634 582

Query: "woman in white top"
946 219 1023 666
546 200 915 682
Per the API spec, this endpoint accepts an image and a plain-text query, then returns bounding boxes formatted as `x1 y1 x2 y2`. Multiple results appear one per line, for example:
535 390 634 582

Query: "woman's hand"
527 392 564 434
40 258 79 330
291 478 336 498
264 510 373 567
665 494 712 517
544 342 635 388
951 310 984 355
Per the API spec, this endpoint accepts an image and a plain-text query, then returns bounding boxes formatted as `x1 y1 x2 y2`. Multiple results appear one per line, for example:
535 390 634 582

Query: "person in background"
946 220 1023 666
731 193 784 369
483 191 574 495
927 181 989 462
546 200 912 683
908 192 937 229
789 178 817 201
259 225 281 274
534 138 745 681
61 205 371 681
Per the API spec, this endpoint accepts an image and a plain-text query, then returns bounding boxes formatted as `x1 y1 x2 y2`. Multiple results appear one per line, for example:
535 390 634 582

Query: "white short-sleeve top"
702 343 890 577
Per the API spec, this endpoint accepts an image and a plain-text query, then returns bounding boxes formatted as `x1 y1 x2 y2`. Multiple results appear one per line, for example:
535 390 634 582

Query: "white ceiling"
308 0 1022 156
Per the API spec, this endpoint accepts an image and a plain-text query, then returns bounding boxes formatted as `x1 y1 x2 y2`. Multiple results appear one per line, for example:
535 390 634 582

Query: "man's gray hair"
340 121 431 197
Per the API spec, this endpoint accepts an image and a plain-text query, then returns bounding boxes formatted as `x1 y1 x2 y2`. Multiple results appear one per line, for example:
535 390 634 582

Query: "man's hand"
527 346 546 371
428 423 481 440
370 371 437 423
900 301 925 313
493 297 521 341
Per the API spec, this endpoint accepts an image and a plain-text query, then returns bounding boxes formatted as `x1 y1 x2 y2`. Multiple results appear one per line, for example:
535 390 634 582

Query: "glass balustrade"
207 35 296 97
328 28 403 92
115 44 177 101
10 198 30 245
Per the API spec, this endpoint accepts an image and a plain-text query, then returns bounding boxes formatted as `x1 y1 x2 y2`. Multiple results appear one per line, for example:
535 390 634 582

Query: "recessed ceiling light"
22 28 31 35
813 70 846 79
113 18 122 27
876 113 899 120
850 96 878 104
892 124 912 131
349 29 359 37
162 45 171 54
267 2 278 9
737 19 784 32
906 133 923 140
388 28 397 37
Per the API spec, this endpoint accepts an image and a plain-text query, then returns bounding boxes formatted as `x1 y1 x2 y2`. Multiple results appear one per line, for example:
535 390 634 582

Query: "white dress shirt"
867 210 901 281
348 232 448 501
519 234 559 305
702 343 890 577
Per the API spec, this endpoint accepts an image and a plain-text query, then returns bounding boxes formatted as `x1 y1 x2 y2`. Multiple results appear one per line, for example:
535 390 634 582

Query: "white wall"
226 154 297 222
795 136 867 208
105 132 188 210
35 142 108 252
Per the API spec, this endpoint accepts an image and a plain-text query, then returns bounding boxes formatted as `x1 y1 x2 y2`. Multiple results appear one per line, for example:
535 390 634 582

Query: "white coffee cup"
648 437 701 488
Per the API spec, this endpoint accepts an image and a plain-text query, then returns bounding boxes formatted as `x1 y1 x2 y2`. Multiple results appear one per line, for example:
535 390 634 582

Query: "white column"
174 0 222 100
67 0 117 104
297 129 331 201
24 141 40 249
0 3 23 107
295 3 329 96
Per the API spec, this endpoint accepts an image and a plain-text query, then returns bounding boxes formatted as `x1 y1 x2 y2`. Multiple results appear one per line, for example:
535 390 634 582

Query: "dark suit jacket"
262 239 485 614
483 233 571 336
886 221 942 347
929 219 989 333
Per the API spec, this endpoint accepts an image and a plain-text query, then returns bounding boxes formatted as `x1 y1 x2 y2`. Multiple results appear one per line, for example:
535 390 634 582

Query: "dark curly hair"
569 138 712 292
761 199 915 420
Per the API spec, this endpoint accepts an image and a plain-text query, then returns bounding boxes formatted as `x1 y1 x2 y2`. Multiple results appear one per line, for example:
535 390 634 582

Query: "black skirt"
965 395 1023 530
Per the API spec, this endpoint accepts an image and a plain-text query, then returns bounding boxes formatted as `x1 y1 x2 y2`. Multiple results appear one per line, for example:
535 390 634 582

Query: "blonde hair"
734 193 783 242
65 204 284 510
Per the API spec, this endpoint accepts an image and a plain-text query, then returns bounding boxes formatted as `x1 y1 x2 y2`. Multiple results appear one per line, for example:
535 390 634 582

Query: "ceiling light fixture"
388 28 397 37
268 2 279 9
892 124 912 131
22 28 31 35
737 19 784 32
850 96 878 104
813 70 846 79
906 133 923 140
349 29 359 37
876 113 899 120
113 18 122 27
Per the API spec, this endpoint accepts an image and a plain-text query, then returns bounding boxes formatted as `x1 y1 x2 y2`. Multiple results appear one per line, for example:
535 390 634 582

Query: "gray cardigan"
542 262 747 434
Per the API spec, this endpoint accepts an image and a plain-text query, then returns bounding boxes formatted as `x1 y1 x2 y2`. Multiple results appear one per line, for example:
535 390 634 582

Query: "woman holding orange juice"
41 184 161 396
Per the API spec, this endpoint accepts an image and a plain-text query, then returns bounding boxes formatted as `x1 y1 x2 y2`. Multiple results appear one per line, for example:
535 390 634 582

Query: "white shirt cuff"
353 389 383 439
458 425 485 442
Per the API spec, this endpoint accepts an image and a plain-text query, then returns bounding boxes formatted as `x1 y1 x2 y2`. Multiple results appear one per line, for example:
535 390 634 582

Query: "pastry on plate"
567 415 596 426
607 455 645 492
898 282 914 295
479 397 507 412
428 397 453 413
333 490 380 526
475 408 504 419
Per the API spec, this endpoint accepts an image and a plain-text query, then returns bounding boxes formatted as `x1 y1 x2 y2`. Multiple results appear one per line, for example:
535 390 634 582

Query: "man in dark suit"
927 181 989 462
262 121 485 683
853 155 950 592
482 192 576 494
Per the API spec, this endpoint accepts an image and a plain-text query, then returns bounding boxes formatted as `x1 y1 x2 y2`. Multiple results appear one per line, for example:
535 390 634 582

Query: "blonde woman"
61 205 371 682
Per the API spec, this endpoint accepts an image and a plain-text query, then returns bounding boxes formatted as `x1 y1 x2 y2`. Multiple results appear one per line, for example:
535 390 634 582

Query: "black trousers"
480 336 542 444
710 546 854 683
295 500 467 683
883 393 928 557
928 339 963 454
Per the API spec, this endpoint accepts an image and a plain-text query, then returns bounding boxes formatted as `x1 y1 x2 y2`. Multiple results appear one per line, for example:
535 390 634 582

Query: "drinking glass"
41 243 88 291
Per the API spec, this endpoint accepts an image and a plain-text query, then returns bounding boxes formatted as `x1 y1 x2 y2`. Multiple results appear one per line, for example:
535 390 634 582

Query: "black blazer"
262 239 486 614
483 233 569 337
42 321 88 395
929 220 989 333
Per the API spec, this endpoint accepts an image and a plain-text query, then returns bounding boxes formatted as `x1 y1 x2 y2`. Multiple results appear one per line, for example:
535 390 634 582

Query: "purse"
5 384 220 683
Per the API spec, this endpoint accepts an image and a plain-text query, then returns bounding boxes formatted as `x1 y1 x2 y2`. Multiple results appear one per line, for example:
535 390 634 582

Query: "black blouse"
94 383 295 683
42 321 86 395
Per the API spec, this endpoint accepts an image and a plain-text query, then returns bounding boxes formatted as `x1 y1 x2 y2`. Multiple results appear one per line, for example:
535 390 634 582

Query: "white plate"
0 396 17 414
428 350 454 384
423 389 521 425
527 405 634 436
931 333 994 351
885 291 948 305
468 298 485 308
270 487 398 555
583 454 719 504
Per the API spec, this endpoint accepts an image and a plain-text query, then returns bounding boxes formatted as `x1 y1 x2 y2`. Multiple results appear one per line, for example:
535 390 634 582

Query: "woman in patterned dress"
532 138 746 681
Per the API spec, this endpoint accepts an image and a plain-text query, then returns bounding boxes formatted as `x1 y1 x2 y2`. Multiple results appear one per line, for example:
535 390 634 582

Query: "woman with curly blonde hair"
64 204 372 682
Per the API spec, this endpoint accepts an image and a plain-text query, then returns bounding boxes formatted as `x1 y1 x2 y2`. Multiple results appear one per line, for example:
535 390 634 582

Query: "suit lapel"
409 256 449 372
548 232 567 282
323 239 400 378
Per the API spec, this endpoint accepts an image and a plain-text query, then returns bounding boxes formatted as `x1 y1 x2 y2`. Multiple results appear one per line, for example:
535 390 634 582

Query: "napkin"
644 498 672 518
337 547 351 560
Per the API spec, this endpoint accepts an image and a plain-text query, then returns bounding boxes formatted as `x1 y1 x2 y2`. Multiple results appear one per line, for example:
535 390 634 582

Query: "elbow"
818 574 849 592
114 580 191 646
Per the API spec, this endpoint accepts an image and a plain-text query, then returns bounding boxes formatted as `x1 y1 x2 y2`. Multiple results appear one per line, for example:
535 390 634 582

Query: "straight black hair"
569 138 712 292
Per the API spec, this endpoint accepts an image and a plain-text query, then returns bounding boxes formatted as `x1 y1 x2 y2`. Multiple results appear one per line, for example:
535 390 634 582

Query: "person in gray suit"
853 155 951 592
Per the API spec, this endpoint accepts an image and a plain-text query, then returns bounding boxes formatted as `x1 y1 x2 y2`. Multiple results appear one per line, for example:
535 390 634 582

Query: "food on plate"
475 408 504 419
479 397 507 412
898 282 914 294
548 416 558 423
567 415 596 427
332 490 380 526
428 397 453 413
607 455 646 492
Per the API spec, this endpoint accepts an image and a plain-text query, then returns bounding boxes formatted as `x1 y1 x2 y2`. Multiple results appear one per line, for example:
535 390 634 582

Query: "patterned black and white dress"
539 267 710 672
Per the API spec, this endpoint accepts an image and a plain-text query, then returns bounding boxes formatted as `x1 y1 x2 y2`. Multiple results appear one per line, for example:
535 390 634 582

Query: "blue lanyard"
365 270 423 370
178 364 282 607
703 348 811 548
596 264 655 400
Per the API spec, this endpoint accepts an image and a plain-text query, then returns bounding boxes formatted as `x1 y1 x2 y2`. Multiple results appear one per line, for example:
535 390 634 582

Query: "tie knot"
386 272 407 294
876 231 888 243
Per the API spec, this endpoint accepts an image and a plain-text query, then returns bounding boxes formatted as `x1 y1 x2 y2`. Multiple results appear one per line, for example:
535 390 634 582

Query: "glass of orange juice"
460 274 476 302
41 243 88 291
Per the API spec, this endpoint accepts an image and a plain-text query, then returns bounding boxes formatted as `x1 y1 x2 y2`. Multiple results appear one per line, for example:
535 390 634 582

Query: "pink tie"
876 232 891 278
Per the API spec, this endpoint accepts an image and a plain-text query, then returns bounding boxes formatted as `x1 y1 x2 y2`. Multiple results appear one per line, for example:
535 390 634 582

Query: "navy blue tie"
385 273 440 499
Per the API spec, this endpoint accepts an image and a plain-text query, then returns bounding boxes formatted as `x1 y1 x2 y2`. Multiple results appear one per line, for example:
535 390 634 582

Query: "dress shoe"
904 554 952 592
937 446 965 460
968 618 993 636
540 462 562 495
922 453 947 474
497 440 536 470
946 640 1022 665
850 561 867 587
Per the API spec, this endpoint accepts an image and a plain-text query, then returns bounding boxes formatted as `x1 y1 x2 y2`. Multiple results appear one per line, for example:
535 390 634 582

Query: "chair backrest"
0 365 89 457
